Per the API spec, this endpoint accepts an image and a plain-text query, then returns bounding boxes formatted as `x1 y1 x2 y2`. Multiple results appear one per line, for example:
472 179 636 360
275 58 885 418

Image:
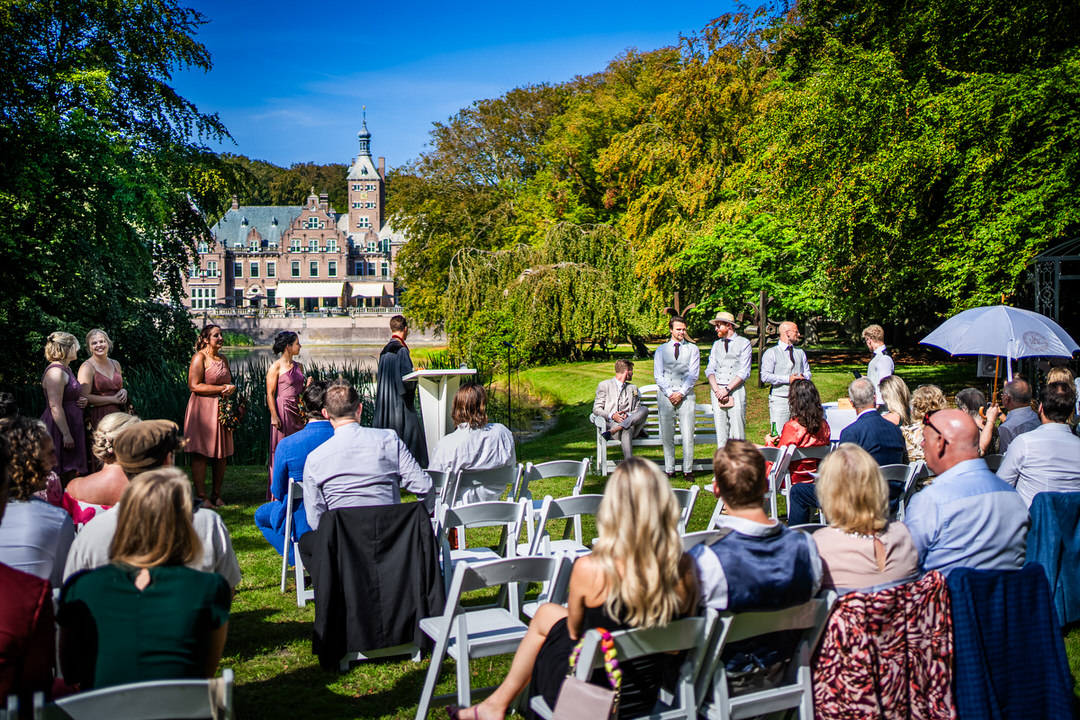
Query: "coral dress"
267 363 305 498
86 365 124 429
41 363 87 475
183 357 234 459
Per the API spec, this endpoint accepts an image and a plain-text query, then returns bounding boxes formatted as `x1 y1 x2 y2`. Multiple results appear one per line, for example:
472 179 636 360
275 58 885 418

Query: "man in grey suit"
593 359 649 459
760 321 812 430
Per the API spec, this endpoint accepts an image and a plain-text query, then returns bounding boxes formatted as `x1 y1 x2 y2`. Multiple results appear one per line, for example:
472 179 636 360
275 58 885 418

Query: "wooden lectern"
403 368 477 462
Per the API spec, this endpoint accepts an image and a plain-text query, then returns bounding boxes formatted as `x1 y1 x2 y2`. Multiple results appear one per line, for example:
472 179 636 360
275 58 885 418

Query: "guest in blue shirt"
254 381 333 564
904 409 1028 576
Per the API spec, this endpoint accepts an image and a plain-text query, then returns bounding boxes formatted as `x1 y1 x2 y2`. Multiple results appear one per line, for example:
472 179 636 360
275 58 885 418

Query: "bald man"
904 409 1029 577
759 321 812 430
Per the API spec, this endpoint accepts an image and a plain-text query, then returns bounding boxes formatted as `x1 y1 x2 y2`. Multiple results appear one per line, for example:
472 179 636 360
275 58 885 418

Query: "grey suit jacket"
593 378 641 421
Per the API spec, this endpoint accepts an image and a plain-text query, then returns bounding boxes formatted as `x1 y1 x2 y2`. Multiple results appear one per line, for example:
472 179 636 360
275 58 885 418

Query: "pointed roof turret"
357 106 372 157
348 107 380 180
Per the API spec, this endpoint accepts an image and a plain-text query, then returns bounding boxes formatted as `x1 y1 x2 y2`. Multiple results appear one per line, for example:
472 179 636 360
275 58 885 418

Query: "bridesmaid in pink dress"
184 325 237 508
77 329 128 469
40 332 89 483
265 331 308 500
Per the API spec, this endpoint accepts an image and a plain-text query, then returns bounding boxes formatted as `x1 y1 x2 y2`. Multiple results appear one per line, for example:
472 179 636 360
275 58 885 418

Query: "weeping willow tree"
446 223 654 368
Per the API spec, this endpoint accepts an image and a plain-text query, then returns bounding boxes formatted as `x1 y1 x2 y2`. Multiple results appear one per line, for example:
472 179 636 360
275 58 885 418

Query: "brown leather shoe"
667 471 678 480
684 472 696 482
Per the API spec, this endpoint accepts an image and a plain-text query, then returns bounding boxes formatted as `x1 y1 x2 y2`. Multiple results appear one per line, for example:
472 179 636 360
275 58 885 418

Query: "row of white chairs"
415 553 837 719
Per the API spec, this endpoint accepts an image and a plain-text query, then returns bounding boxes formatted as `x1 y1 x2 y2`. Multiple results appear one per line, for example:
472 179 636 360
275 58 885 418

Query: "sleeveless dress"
183 357 234 459
531 604 678 717
267 363 305 498
86 365 124 429
41 363 87 475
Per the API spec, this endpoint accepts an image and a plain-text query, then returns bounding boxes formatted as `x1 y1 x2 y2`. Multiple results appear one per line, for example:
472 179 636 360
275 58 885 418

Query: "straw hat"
709 311 737 327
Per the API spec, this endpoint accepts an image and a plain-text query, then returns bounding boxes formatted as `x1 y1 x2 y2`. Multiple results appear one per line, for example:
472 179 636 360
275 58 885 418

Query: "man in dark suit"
838 377 907 466
788 377 906 525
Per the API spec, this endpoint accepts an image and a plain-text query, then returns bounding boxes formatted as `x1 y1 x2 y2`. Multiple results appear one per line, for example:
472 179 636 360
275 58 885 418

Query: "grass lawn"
213 350 1080 718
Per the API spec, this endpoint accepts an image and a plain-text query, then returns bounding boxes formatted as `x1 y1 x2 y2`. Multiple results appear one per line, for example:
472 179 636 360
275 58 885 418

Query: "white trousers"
711 387 747 445
768 394 791 432
658 392 696 474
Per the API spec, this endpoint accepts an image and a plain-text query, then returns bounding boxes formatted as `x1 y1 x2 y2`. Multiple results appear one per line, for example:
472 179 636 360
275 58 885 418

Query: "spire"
357 106 371 157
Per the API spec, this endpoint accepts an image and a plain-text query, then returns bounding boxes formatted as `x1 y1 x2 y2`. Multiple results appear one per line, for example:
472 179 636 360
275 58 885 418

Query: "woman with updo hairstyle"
184 324 236 508
428 383 516 504
812 444 919 592
265 330 308 500
451 457 698 720
879 375 912 426
41 331 88 481
905 384 948 462
0 415 75 587
77 329 129 448
57 467 231 690
62 413 140 526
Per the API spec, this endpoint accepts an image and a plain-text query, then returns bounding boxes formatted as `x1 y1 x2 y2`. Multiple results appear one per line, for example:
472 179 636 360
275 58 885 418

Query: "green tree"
0 0 243 384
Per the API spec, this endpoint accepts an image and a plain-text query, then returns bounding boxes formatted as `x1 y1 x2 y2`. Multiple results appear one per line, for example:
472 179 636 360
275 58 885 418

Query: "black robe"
372 338 428 467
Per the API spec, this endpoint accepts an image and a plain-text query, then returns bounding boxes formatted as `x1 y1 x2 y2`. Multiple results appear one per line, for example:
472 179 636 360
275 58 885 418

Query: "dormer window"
197 241 209 254
249 239 259 252
304 217 322 229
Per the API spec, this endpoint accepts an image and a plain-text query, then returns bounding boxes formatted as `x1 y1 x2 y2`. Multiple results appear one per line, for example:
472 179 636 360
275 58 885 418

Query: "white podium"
403 368 477 462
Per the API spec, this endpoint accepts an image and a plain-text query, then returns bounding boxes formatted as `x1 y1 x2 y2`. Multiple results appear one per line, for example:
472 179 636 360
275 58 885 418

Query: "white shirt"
0 499 74 587
868 346 895 403
760 342 812 388
429 422 517 504
63 503 242 587
997 423 1080 506
653 339 700 396
705 334 752 386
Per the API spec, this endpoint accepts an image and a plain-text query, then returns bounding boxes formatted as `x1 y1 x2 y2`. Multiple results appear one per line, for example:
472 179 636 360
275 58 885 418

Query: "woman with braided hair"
62 413 140 527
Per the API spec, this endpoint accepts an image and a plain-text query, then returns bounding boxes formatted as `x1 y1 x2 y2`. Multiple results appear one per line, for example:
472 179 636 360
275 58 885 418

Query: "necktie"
723 339 730 353
787 345 795 367
674 342 680 360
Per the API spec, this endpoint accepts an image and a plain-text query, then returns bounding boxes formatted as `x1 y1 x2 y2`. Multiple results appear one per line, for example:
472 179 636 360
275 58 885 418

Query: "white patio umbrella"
920 305 1080 385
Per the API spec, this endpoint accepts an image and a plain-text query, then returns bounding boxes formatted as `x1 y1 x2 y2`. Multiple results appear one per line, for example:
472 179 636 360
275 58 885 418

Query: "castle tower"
347 109 384 238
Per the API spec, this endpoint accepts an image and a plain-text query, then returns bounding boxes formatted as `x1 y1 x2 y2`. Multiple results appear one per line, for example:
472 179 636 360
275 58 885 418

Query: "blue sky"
173 1 734 170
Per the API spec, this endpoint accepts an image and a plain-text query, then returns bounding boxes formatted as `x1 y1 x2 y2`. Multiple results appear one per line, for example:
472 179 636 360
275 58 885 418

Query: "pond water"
223 345 384 373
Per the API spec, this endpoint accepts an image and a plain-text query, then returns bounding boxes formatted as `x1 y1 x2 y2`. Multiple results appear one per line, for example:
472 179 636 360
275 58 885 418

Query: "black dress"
372 338 428 467
530 604 675 717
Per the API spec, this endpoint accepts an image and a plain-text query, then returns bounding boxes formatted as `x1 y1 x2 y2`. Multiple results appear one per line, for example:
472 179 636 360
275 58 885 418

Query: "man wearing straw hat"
705 311 753 444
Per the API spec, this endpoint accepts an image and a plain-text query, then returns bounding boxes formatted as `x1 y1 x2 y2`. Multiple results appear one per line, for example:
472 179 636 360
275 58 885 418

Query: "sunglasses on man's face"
923 409 947 444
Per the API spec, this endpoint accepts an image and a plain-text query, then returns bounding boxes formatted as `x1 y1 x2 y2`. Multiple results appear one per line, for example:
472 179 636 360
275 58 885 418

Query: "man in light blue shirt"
302 379 432 536
905 409 1028 577
996 378 1040 453
997 382 1080 506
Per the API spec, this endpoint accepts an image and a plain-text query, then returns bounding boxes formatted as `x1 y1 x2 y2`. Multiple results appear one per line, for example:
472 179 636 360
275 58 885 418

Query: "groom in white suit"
593 359 649 458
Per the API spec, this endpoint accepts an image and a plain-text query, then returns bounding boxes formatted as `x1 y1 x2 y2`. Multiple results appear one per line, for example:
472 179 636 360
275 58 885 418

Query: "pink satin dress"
41 363 87 475
183 357 234 459
86 365 124 429
267 363 305 498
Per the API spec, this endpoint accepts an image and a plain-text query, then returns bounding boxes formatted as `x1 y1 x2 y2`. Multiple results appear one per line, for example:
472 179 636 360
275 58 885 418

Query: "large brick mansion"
182 119 404 312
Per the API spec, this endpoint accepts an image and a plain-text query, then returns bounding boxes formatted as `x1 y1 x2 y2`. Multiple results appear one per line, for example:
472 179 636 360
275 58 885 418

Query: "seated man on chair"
593 359 649 459
254 380 333 559
690 440 823 688
300 379 433 566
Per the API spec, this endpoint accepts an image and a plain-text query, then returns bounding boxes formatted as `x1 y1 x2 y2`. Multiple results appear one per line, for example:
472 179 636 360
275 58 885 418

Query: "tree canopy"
0 0 245 384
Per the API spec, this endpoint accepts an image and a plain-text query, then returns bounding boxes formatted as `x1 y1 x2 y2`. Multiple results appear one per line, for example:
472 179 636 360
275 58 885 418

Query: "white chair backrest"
521 459 590 500
790 445 831 461
894 460 927 521
681 529 725 552
529 494 604 556
35 669 233 720
672 484 701 534
879 463 910 483
446 465 522 507
280 477 306 593
762 445 796 520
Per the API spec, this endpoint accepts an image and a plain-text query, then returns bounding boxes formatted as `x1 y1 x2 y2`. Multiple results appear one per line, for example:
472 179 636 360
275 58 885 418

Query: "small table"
403 368 477 462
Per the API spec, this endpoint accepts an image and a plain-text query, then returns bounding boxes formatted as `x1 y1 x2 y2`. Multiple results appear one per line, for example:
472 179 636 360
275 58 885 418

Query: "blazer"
593 378 641 420
838 409 906 467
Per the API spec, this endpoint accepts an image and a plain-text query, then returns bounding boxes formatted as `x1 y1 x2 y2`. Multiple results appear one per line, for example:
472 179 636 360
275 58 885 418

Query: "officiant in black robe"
373 315 428 467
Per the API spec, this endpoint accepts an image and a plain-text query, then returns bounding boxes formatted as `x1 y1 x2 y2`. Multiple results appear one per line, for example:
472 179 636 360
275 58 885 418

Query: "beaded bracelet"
568 627 622 691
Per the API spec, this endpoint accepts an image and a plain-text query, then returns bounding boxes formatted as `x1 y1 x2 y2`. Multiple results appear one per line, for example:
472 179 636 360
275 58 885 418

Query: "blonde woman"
904 385 948 462
879 375 912 426
77 329 128 436
41 332 88 481
57 467 231 690
62 413 140 526
813 444 919 592
451 457 698 720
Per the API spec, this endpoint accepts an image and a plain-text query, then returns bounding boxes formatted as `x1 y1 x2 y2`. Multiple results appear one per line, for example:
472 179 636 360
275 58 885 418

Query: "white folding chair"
760 445 796 520
697 596 835 720
281 478 316 607
530 610 721 720
526 494 604 558
438 499 528 596
893 460 926 521
672 484 701 534
788 523 827 533
706 484 727 531
445 465 522 507
517 459 591 548
415 556 566 719
33 669 233 720
279 478 304 593
521 549 574 619
681 529 725 552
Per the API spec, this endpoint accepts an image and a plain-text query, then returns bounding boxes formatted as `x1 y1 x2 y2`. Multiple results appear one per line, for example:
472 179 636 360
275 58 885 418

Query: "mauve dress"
266 363 304 499
41 363 87 475
183 357 234 459
86 366 123 429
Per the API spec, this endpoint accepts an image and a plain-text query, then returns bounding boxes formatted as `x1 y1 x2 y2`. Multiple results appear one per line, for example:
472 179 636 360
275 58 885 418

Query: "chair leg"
456 641 471 708
415 631 450 720
294 541 306 608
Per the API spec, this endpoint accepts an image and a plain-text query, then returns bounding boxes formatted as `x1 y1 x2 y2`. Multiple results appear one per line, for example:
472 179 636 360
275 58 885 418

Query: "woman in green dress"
58 467 231 690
